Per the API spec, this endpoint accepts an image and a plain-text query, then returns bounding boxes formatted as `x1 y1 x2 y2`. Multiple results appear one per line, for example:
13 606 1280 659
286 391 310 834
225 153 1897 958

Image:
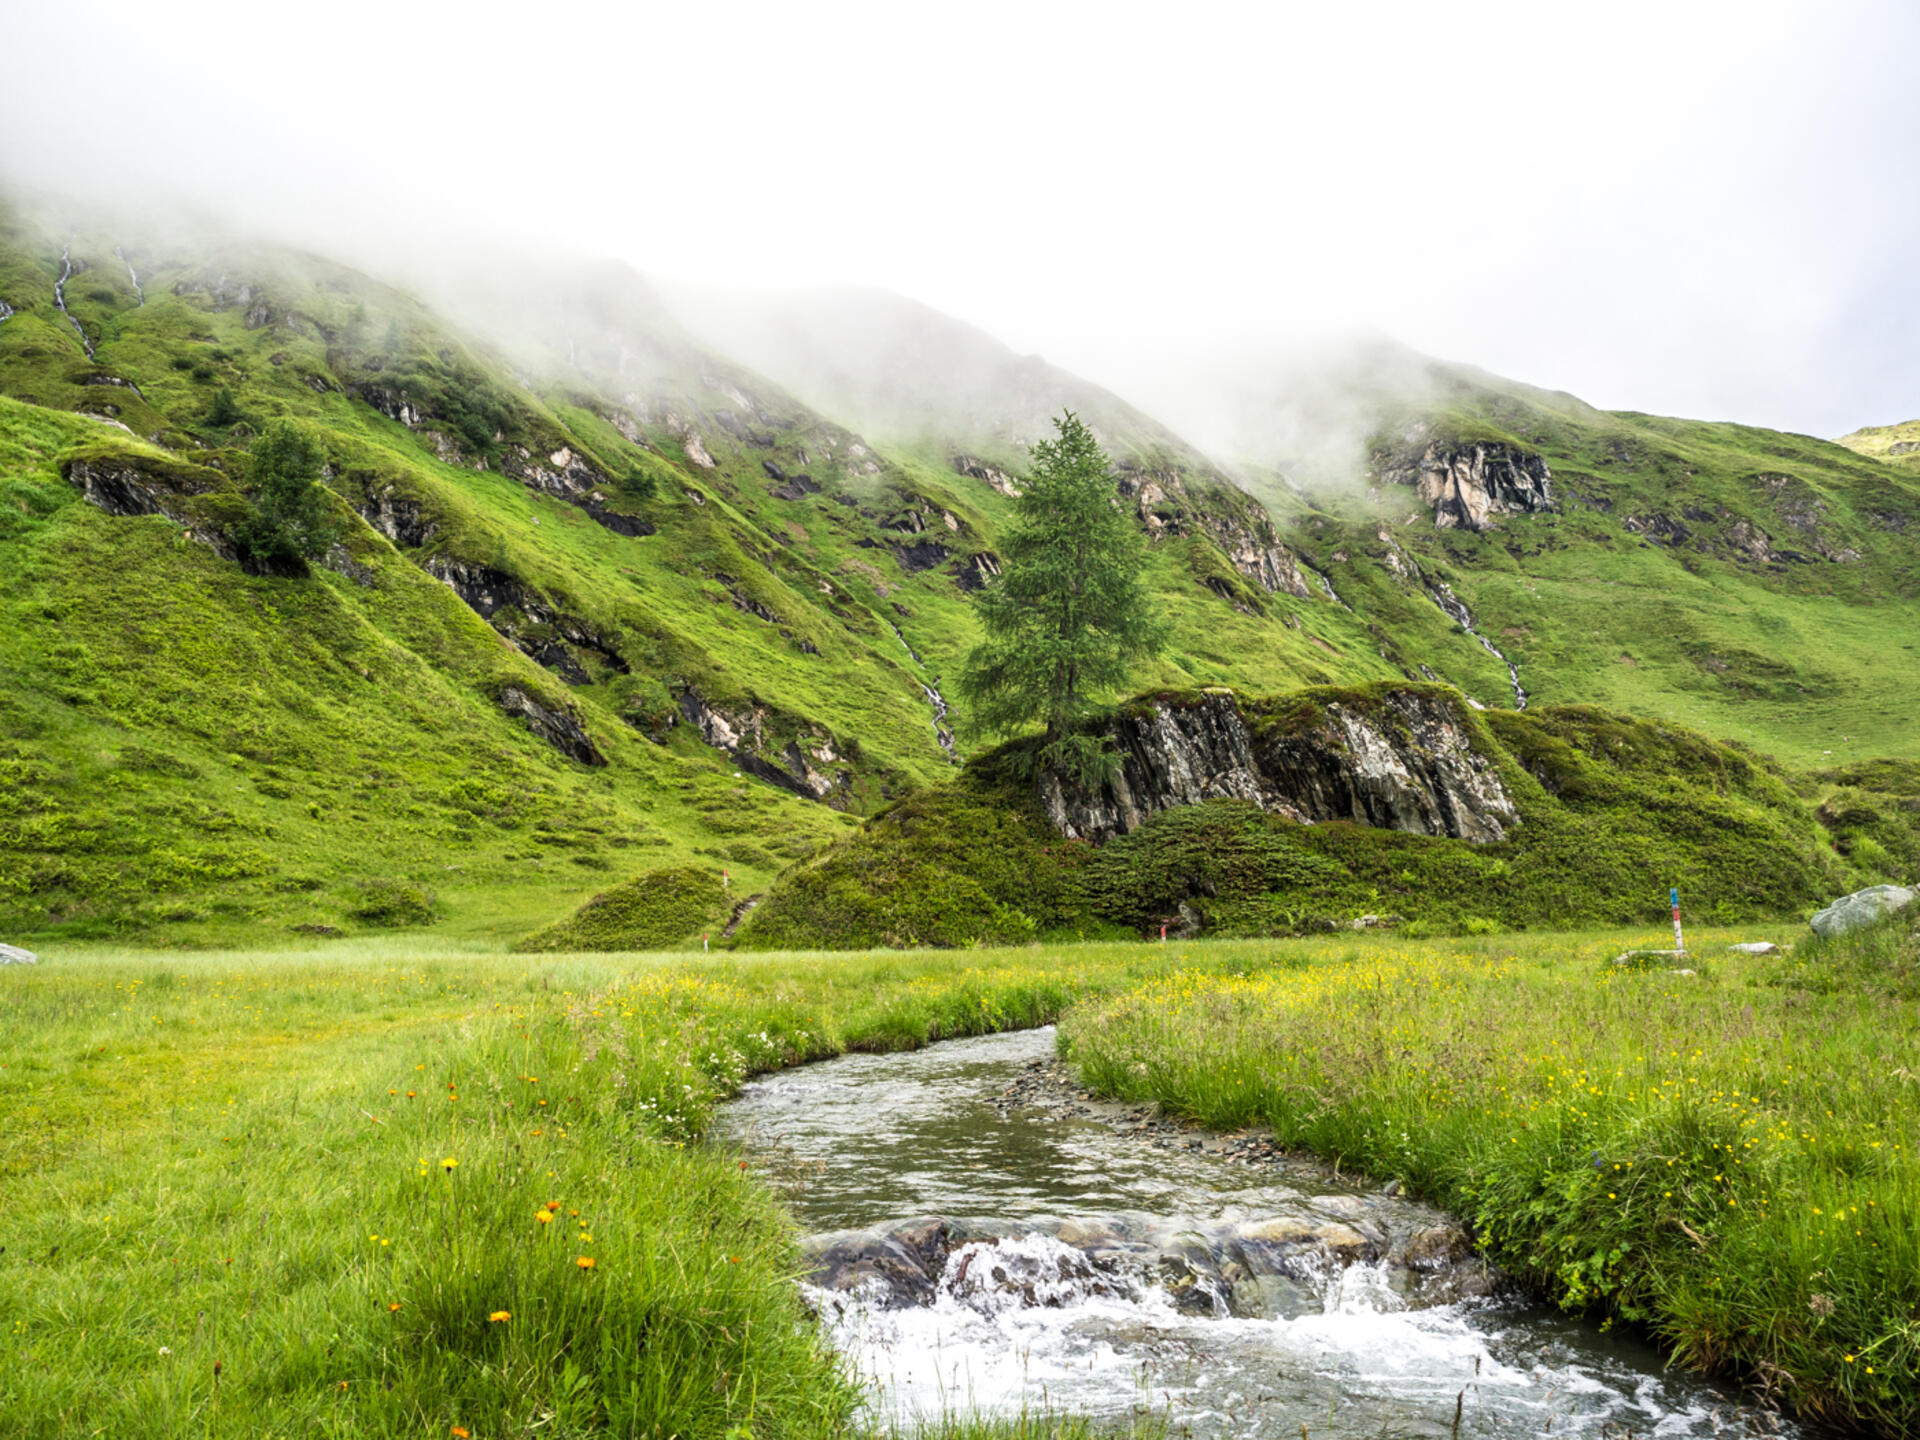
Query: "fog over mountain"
4 1 1918 440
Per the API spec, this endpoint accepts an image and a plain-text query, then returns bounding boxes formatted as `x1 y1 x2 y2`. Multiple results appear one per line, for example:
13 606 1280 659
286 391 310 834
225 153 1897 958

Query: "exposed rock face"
671 420 717 469
0 944 37 965
954 552 1002 591
1113 462 1320 600
1210 528 1316 598
350 383 427 429
1809 885 1914 939
63 455 238 561
583 503 655 537
1753 473 1861 562
1623 512 1692 546
501 444 612 500
1039 689 1516 845
357 487 439 549
676 689 851 804
1373 426 1553 530
496 685 605 766
426 557 628 682
893 540 949 573
1725 518 1776 564
952 454 1021 497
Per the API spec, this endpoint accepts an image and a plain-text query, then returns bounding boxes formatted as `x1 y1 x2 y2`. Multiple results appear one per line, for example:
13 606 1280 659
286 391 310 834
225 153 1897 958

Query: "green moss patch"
514 866 728 952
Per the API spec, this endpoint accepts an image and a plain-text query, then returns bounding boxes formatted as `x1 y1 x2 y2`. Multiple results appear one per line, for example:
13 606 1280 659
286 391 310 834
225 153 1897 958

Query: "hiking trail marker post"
1610 886 1690 970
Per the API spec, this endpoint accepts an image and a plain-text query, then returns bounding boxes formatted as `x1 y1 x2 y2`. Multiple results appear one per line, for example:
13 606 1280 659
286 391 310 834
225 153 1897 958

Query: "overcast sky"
4 0 1916 440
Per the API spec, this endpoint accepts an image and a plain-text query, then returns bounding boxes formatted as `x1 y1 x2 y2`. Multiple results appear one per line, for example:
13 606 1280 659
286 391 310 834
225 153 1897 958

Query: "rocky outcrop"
1752 473 1861 562
63 455 237 561
500 444 612 500
676 689 851 804
350 383 428 429
893 540 949 573
357 487 439 549
1113 462 1322 600
1208 528 1316 599
1373 425 1553 530
1724 518 1776 564
583 502 655 537
0 944 37 965
1039 688 1516 845
426 557 628 682
669 419 717 469
496 685 605 766
952 454 1021 497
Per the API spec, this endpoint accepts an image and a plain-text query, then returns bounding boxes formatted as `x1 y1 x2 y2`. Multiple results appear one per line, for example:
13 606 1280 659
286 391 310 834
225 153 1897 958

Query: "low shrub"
514 865 727 952
349 879 437 927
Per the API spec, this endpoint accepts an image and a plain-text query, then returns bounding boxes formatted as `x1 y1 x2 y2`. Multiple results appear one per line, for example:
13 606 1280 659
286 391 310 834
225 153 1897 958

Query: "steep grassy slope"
682 301 1920 768
0 397 852 944
1233 366 1920 766
0 201 1392 942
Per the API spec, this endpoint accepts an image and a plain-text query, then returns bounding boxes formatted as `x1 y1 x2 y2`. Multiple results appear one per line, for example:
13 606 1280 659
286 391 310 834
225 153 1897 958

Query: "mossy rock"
514 866 728 952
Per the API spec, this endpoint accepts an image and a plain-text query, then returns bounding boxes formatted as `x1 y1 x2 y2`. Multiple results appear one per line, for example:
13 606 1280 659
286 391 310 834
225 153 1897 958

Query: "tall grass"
1060 923 1920 1436
0 934 1239 1437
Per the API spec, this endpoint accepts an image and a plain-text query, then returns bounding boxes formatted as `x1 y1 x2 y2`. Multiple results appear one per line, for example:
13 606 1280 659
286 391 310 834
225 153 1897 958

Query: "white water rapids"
723 1027 1814 1438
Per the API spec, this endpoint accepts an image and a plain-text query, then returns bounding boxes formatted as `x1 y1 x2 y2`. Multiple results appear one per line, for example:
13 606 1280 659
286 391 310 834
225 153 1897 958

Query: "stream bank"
723 1027 1808 1438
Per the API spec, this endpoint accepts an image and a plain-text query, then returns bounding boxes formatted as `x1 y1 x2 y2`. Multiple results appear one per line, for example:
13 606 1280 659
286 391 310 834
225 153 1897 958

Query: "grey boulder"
0 943 37 964
1727 941 1780 955
1809 885 1915 939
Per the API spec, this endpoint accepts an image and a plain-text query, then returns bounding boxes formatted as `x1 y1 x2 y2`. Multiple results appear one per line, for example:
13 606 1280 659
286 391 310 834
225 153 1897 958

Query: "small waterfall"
889 620 957 761
1429 581 1528 709
55 241 96 359
115 246 144 305
1303 561 1349 609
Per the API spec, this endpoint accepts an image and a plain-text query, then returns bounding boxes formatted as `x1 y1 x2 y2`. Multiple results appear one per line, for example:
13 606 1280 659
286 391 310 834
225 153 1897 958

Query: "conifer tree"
958 410 1164 781
235 420 338 568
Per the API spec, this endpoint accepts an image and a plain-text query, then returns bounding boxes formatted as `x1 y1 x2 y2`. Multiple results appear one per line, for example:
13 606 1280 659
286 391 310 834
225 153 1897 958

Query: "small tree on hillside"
235 420 338 568
957 410 1165 782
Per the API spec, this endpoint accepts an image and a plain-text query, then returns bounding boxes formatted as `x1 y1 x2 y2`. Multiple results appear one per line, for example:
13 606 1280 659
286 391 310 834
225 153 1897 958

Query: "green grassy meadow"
7 921 1916 1436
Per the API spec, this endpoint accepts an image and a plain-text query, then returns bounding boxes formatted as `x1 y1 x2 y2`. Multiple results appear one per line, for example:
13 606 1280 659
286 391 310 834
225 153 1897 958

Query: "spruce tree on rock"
958 410 1165 782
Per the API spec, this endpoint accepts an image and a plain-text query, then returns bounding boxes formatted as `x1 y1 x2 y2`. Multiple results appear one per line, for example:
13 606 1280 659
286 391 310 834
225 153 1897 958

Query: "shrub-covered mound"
515 866 728 952
737 684 1871 949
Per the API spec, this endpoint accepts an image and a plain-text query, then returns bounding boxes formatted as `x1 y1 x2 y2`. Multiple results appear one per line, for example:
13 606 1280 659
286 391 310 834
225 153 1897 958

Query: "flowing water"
722 1027 1807 1438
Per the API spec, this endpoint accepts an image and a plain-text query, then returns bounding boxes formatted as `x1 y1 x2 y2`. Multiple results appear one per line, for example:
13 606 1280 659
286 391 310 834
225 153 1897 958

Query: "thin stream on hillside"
722 1027 1810 1438
1428 581 1527 710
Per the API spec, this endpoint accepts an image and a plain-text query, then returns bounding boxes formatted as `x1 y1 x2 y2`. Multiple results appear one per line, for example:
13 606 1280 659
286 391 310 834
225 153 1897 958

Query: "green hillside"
1240 368 1920 767
0 202 1390 946
686 299 1920 771
4 197 1918 947
1837 415 1920 470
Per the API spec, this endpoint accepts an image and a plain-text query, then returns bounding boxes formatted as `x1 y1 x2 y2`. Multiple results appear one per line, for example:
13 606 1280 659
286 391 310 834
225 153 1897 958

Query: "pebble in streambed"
721 1027 1814 1439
